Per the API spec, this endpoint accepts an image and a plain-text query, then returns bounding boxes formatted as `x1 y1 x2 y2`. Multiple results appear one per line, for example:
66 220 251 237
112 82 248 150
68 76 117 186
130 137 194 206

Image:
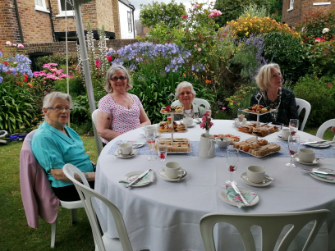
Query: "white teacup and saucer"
241 166 273 187
294 149 320 165
159 162 187 182
114 143 138 158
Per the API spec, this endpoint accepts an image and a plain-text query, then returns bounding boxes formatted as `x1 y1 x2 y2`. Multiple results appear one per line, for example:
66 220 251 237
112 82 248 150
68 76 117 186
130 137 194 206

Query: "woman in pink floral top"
97 65 151 144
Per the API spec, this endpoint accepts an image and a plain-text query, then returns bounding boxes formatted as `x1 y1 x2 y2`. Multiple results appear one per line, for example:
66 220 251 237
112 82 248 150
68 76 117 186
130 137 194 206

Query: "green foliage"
144 22 184 45
53 77 87 97
35 54 77 71
294 75 335 127
262 32 310 84
140 0 185 28
305 41 335 77
268 0 283 22
296 9 335 45
225 84 257 115
240 3 268 18
0 82 39 133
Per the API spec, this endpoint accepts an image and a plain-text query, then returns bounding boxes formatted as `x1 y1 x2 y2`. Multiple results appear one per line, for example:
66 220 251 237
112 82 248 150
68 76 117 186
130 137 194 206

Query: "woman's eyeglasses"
47 107 72 112
110 76 126 82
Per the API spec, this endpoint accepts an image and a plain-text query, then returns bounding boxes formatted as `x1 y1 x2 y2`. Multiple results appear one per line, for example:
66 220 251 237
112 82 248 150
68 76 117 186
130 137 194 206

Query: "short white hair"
175 81 196 98
42 92 73 110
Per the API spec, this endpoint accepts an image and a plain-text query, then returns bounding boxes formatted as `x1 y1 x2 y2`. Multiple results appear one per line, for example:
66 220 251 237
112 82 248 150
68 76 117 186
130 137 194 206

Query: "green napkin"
225 183 257 208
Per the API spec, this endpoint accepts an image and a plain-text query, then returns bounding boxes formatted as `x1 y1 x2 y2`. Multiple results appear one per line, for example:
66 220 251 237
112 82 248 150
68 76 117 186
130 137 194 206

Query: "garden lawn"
0 130 333 250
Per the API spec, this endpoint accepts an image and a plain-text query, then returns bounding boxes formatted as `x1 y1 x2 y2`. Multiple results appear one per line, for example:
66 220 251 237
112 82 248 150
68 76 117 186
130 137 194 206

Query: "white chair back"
316 119 335 139
92 109 98 128
63 164 133 251
171 98 210 110
200 210 329 251
295 98 311 131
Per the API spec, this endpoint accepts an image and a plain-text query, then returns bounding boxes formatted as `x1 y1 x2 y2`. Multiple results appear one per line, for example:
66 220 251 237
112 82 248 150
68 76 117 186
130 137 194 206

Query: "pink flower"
198 48 201 51
202 116 206 121
216 111 219 114
222 107 226 111
208 9 222 18
17 44 24 49
106 55 113 62
182 15 188 19
210 122 213 126
200 122 205 128
203 113 209 117
6 41 12 46
95 60 100 68
233 101 236 104
193 4 200 10
194 44 197 47
328 83 332 87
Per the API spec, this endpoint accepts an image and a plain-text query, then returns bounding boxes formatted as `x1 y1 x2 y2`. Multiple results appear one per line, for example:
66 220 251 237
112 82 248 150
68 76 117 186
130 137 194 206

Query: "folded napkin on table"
225 183 257 208
119 170 154 185
307 141 334 147
310 169 335 181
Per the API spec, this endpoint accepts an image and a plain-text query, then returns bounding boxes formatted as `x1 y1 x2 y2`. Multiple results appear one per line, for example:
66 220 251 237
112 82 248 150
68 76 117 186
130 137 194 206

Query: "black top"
248 88 298 126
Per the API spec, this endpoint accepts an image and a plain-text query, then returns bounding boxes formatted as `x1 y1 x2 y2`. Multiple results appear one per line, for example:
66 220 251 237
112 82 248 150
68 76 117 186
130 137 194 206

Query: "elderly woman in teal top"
32 92 95 201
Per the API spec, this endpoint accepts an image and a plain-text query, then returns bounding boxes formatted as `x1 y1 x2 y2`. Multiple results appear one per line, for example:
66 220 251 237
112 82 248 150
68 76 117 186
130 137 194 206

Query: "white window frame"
313 2 331 5
127 11 132 33
56 0 74 17
35 0 49 13
288 0 294 11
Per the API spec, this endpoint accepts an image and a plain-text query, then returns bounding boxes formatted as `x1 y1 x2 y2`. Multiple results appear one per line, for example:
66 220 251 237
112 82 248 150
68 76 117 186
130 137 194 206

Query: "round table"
94 120 335 251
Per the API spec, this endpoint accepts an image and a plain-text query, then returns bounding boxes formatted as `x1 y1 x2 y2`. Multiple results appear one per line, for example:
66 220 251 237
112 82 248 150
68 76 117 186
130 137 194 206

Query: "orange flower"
27 82 32 88
183 73 186 77
205 79 211 84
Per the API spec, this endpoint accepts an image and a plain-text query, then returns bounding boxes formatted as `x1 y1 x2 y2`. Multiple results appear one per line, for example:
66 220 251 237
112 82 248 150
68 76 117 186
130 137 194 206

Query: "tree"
214 0 270 28
140 0 186 28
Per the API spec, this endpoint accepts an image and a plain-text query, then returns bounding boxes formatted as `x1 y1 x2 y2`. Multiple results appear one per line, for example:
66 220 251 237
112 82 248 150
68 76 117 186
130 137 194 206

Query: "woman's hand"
50 168 95 182
96 111 121 141
331 127 335 133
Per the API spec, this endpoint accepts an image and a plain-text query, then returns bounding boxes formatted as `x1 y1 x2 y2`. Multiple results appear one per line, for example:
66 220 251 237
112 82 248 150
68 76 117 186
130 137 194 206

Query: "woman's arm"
136 107 151 128
50 168 95 182
96 111 121 141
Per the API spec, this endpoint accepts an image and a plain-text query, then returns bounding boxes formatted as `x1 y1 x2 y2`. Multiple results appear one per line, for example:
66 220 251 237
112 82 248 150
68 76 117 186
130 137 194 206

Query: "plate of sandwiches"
158 121 187 133
155 138 191 154
213 134 240 144
160 105 183 114
244 104 276 115
238 122 279 137
233 137 281 158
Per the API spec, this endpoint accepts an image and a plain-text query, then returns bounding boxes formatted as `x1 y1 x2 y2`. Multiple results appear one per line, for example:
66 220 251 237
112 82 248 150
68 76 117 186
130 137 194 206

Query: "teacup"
247 166 265 184
183 117 194 127
298 149 315 163
281 128 290 140
215 137 230 149
118 143 133 155
164 162 183 179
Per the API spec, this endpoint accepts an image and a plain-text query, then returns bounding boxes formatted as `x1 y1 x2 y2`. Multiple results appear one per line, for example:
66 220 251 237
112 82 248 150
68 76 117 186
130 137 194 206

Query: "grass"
0 129 333 250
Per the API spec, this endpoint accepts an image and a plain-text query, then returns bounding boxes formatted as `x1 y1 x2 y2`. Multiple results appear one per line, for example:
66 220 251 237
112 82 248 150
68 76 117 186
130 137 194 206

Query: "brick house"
0 0 136 68
282 0 334 27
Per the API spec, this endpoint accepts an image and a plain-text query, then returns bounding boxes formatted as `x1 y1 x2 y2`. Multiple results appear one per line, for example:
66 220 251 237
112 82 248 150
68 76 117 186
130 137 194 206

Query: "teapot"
199 133 215 158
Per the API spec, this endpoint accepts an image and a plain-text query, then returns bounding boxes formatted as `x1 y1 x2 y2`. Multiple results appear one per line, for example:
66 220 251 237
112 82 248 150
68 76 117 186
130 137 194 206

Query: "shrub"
225 16 299 39
261 32 310 84
240 3 268 18
296 9 335 45
294 75 335 127
35 54 77 71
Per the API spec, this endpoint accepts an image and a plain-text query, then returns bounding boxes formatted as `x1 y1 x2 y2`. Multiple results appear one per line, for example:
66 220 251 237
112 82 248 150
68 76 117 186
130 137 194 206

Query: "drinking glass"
226 147 239 185
145 129 157 161
157 139 168 167
286 135 300 167
289 119 299 136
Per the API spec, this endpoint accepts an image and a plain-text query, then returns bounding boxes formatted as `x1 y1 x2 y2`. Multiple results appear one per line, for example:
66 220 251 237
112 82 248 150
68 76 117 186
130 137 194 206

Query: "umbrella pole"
73 0 102 155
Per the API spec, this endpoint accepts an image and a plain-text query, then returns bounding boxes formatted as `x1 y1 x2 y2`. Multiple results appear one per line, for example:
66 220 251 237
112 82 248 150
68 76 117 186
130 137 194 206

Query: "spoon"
178 170 187 182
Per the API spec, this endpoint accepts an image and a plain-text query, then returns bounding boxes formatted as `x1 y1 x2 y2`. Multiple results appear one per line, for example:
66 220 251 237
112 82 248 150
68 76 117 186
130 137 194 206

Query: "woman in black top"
248 63 298 126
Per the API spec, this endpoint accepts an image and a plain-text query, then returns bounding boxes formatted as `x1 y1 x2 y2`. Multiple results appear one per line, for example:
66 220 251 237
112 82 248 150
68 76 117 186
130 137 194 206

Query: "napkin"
307 141 334 147
119 170 154 185
309 169 335 181
225 183 257 208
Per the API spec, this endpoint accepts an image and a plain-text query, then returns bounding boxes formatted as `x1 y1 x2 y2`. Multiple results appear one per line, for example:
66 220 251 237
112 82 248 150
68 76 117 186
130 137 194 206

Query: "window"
127 11 132 33
35 0 49 12
57 0 74 17
288 0 294 10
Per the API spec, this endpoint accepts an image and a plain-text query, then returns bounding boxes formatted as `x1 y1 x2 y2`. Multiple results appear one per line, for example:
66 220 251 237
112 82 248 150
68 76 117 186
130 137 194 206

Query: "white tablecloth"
95 120 335 251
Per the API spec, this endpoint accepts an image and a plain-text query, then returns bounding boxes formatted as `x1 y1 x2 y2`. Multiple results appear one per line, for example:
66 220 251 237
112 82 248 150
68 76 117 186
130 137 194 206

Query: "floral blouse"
248 88 298 126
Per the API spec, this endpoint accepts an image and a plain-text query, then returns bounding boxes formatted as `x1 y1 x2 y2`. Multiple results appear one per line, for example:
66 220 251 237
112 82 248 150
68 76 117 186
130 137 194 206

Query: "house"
135 20 151 39
0 0 136 65
282 0 334 27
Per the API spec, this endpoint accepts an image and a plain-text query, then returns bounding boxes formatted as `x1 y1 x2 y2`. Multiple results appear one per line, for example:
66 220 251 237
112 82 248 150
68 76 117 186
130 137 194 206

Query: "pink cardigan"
20 130 59 228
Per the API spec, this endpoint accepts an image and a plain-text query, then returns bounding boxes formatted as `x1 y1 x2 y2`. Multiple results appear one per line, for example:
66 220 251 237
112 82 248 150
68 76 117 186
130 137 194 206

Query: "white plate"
158 168 187 182
293 154 320 165
243 109 277 115
303 142 333 148
121 170 155 187
186 122 196 128
239 148 281 158
219 187 259 207
240 172 272 187
114 149 138 158
309 168 335 184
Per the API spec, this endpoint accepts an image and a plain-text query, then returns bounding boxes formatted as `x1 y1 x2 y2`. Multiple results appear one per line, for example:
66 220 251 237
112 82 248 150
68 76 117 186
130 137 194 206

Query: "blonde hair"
104 65 133 93
255 63 281 90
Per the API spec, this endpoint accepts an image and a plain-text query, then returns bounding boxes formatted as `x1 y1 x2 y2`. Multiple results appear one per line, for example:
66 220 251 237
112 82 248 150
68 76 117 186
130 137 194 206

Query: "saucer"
120 170 155 187
114 149 138 158
185 122 196 128
293 154 320 165
240 172 272 187
158 168 187 182
277 135 288 141
219 187 259 207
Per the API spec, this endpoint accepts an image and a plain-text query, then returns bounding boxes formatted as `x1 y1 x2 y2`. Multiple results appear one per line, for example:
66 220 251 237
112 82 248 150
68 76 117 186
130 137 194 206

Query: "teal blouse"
32 121 93 188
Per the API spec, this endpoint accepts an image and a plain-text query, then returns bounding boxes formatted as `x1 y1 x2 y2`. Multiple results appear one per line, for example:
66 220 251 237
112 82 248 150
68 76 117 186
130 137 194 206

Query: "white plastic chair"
316 119 335 139
172 98 211 110
295 98 311 131
92 109 98 128
20 130 83 248
200 210 329 251
63 164 133 251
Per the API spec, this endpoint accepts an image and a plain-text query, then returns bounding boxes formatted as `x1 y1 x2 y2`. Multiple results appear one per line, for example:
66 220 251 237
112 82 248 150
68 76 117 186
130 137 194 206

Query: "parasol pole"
73 0 102 155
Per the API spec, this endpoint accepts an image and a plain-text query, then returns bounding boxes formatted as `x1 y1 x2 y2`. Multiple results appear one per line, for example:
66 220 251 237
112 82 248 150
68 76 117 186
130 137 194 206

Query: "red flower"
328 83 332 87
106 55 113 62
233 101 236 104
16 73 19 77
182 15 188 19
4 62 8 65
159 153 165 159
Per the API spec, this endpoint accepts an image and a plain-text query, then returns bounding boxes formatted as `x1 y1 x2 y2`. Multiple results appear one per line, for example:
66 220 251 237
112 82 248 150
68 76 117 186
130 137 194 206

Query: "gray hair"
175 81 196 98
104 65 133 93
255 63 281 91
42 92 73 111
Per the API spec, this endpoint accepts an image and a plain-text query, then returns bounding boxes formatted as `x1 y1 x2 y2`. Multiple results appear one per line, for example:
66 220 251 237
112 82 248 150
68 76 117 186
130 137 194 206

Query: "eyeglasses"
180 92 193 96
110 76 126 82
47 107 72 112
